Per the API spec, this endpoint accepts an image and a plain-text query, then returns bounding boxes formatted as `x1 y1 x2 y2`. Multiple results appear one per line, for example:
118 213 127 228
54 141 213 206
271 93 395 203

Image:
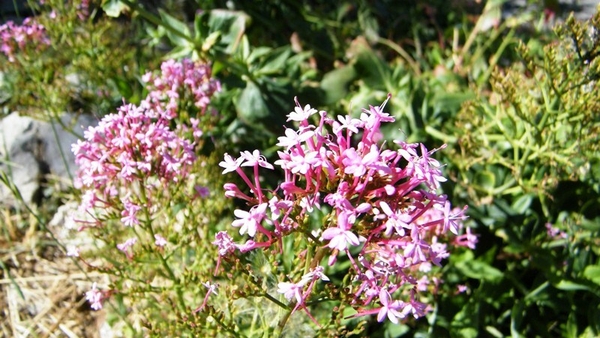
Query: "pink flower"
377 289 405 324
321 212 361 251
300 266 330 284
0 19 50 62
220 96 469 324
213 231 236 256
219 153 242 174
342 148 372 177
453 227 478 249
380 201 412 236
142 59 220 120
85 283 104 310
194 281 219 313
277 281 306 304
117 237 137 259
154 234 168 247
121 199 141 227
545 222 567 239
194 185 210 198
240 150 274 170
231 203 268 237
66 245 80 257
287 98 318 122
276 127 314 150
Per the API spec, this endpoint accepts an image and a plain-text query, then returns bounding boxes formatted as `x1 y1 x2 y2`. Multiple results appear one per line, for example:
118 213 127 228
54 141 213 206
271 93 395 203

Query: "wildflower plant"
67 59 231 335
213 95 473 335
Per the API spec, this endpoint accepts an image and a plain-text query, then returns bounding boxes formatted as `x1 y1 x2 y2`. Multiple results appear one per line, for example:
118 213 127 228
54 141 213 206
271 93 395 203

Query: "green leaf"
320 66 357 104
432 92 476 113
165 44 195 60
351 38 392 90
384 323 410 337
102 0 127 17
158 9 191 46
555 280 591 292
207 9 249 54
474 170 496 193
564 311 578 338
510 300 524 338
578 217 600 232
455 259 503 282
457 328 478 338
201 31 221 52
486 326 504 338
257 47 292 76
110 76 132 100
511 194 533 214
236 81 269 126
583 265 600 286
246 47 272 64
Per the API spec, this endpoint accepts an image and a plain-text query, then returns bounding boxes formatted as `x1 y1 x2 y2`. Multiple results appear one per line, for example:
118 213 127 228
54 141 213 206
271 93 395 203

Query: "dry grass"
0 206 107 338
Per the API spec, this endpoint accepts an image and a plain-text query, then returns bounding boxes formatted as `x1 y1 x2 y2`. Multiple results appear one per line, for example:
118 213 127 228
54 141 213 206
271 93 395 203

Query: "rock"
503 0 599 21
0 112 96 208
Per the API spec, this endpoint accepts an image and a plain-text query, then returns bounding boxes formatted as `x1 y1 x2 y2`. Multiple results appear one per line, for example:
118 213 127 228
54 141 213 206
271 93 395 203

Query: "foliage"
440 9 600 338
0 0 147 119
2 0 600 336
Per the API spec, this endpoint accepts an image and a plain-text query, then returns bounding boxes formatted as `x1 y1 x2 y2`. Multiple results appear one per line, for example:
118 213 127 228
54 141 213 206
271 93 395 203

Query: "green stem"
275 308 293 337
138 184 186 311
376 37 421 76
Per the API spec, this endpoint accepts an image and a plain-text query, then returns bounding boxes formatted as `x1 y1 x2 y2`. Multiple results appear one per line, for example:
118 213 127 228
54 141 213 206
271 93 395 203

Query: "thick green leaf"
350 38 391 90
247 47 272 64
486 326 504 338
257 47 292 75
320 66 357 104
110 76 132 100
510 300 524 338
207 10 249 54
236 81 269 126
102 0 127 17
583 265 600 286
433 92 476 113
201 31 221 52
158 9 192 47
511 194 533 214
455 259 503 282
384 323 410 337
555 280 591 292
474 170 496 193
578 217 600 231
564 312 578 338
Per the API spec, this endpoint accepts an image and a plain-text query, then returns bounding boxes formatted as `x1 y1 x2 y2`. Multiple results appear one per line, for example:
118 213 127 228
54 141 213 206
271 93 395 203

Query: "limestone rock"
0 112 95 208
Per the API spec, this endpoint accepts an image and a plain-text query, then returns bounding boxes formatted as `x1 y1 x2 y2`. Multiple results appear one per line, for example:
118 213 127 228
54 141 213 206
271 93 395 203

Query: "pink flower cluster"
0 18 50 62
85 282 105 310
72 59 221 213
217 96 474 323
72 102 197 211
142 59 221 120
73 59 220 311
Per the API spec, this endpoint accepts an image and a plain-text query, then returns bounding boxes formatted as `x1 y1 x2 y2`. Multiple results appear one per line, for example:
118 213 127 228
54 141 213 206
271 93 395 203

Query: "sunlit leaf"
320 66 357 104
158 9 192 46
236 81 269 126
102 0 127 17
583 266 600 286
455 259 503 282
207 10 249 54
